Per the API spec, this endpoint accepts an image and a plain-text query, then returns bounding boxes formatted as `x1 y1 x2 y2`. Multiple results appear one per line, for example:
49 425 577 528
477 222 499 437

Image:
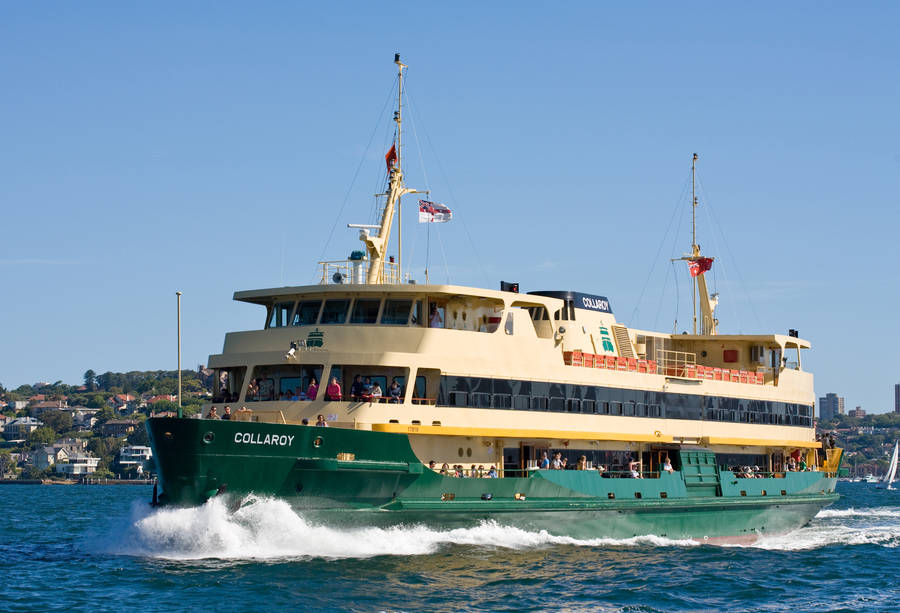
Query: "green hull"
147 417 837 541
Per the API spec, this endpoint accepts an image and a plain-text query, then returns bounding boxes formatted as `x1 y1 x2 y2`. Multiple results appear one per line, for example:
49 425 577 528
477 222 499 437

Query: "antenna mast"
359 54 425 284
691 152 698 334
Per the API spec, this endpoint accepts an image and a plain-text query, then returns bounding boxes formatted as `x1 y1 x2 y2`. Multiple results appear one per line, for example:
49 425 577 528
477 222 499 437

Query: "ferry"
147 55 841 542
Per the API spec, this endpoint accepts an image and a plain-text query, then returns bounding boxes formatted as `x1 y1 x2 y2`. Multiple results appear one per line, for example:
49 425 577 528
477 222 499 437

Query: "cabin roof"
673 334 811 349
233 283 560 307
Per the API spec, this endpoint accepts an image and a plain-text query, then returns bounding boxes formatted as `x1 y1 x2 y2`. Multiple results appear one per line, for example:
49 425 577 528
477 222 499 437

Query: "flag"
418 200 452 223
385 144 397 171
688 257 713 277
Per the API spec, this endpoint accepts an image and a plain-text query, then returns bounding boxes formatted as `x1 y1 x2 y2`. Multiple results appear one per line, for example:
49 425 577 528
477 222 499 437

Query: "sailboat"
876 441 898 490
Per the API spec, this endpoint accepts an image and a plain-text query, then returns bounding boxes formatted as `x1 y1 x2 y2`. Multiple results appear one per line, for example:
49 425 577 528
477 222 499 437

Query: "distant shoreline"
0 479 154 486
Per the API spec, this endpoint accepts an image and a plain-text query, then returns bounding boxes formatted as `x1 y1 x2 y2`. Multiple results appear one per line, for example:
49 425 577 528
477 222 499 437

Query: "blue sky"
1 3 898 413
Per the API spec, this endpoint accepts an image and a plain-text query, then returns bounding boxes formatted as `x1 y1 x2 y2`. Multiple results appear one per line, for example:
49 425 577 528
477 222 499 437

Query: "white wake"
109 495 696 560
103 497 900 559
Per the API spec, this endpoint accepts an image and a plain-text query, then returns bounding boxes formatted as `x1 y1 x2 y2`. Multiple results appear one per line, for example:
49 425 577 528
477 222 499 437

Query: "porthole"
458 447 464 457
163 431 173 440
313 436 324 448
466 447 472 458
634 492 642 499
202 431 215 444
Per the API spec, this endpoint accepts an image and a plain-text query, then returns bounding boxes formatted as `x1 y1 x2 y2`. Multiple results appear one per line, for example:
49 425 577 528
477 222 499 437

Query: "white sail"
883 441 899 486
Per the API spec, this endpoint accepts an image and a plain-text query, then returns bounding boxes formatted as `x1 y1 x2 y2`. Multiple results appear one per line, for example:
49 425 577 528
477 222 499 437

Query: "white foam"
816 507 900 519
105 497 900 559
108 496 696 560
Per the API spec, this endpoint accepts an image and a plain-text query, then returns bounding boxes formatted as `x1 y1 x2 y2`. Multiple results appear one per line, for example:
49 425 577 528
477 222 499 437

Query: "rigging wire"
311 75 399 284
630 173 692 326
696 175 763 332
406 91 489 288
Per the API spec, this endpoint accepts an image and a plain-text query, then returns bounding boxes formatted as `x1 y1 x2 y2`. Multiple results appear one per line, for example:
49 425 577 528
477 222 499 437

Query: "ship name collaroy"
582 296 610 311
234 432 295 447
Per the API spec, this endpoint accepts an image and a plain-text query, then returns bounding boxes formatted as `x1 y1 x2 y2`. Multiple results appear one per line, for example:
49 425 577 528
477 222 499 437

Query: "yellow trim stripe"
703 436 821 449
371 423 674 443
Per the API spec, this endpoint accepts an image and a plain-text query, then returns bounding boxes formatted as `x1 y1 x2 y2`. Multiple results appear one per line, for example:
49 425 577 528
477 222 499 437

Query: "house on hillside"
53 438 88 455
101 419 139 437
55 454 100 476
108 394 138 414
29 400 69 417
118 446 153 473
32 446 70 470
3 417 44 440
70 407 100 430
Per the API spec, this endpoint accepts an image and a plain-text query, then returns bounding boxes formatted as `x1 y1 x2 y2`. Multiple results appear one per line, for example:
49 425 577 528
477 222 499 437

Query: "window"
293 301 322 326
381 299 412 325
350 299 381 324
320 299 350 324
268 302 294 328
213 367 246 403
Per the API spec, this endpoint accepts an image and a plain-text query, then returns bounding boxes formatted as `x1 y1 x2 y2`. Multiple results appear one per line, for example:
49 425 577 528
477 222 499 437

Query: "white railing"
318 259 401 285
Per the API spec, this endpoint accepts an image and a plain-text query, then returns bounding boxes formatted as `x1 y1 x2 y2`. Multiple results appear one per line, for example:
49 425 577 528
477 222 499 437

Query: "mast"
675 153 717 335
360 54 424 284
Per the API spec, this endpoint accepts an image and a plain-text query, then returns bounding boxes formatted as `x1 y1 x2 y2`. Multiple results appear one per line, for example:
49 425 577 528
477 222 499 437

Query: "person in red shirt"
326 377 342 401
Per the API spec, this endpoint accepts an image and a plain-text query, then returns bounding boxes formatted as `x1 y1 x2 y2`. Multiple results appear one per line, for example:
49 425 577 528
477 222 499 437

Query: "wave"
107 496 696 560
103 496 900 559
816 507 900 519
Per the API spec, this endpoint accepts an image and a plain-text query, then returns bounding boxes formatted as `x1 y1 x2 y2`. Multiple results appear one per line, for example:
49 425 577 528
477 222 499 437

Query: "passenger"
663 457 674 473
207 406 220 420
799 458 807 471
428 460 436 471
246 379 259 400
597 464 608 478
291 387 302 401
476 464 485 478
551 452 564 470
440 462 450 476
487 465 498 478
301 418 309 425
428 303 443 328
221 406 233 421
577 455 587 471
306 378 319 401
315 414 328 427
325 377 342 401
388 380 402 403
788 457 797 472
350 375 364 401
628 460 642 479
540 452 550 470
370 381 383 401
471 464 478 478
363 376 373 396
455 465 464 478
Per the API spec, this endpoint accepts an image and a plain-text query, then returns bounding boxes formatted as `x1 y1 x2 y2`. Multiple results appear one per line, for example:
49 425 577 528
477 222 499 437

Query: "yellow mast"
362 54 424 284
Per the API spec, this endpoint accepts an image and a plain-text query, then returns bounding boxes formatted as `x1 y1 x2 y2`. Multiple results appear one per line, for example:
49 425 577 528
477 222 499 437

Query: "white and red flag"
418 200 452 223
688 257 714 277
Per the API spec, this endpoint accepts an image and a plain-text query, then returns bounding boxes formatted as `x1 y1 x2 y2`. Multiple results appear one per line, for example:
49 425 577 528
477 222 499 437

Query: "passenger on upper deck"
316 414 328 427
350 376 364 401
370 381 383 401
207 407 219 420
326 377 342 401
388 380 402 403
429 303 443 328
663 457 674 473
628 460 642 479
306 378 319 401
221 406 233 421
487 465 498 478
577 455 587 470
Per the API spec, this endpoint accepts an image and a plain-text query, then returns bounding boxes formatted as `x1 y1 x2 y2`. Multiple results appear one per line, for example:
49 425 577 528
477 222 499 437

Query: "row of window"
268 298 427 329
436 376 814 427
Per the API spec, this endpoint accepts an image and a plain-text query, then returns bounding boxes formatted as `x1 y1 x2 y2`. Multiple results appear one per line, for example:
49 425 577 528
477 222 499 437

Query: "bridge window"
292 300 322 326
268 302 295 328
381 299 413 325
350 299 381 324
321 299 350 324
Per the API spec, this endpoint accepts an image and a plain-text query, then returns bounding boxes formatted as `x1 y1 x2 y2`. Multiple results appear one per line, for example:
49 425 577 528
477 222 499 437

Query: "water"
2 482 897 612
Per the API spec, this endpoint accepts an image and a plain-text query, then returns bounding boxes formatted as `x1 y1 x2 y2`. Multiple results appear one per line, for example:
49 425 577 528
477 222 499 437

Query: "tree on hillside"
83 370 97 391
0 449 14 475
27 427 56 448
40 410 73 435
